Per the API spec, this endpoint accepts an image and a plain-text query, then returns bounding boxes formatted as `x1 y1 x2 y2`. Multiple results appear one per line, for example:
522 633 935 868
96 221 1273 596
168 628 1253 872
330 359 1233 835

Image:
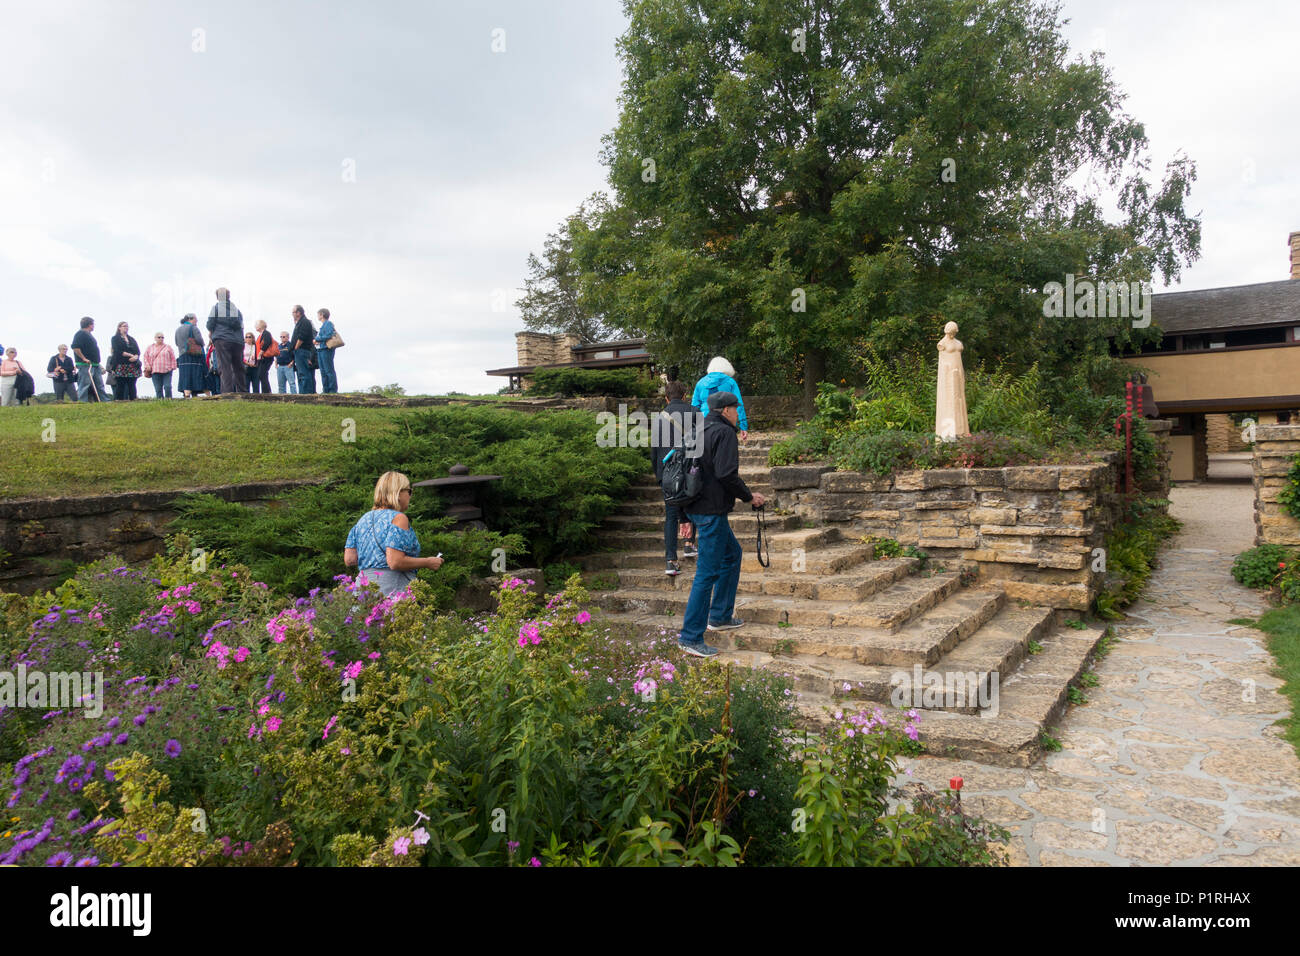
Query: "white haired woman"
343 471 444 595
690 356 749 441
143 332 177 398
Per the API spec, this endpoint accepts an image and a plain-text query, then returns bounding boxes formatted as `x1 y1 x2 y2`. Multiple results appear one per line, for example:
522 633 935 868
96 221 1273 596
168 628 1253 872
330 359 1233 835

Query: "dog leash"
753 503 770 568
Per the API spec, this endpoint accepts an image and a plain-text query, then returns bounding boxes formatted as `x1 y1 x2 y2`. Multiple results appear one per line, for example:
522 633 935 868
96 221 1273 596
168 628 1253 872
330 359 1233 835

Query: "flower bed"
1 545 1008 867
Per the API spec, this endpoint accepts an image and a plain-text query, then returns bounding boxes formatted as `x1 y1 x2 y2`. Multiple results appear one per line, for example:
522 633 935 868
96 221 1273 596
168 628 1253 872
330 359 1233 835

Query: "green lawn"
0 400 421 497
1241 604 1300 758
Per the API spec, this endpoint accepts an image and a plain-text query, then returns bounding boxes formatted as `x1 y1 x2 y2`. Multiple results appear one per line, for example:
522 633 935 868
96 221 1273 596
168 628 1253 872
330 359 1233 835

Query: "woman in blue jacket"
691 356 748 441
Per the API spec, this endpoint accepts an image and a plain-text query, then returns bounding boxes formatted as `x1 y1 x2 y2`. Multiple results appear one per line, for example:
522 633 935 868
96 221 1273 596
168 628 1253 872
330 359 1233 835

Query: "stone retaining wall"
0 480 323 595
1253 424 1300 547
771 458 1129 610
558 394 801 426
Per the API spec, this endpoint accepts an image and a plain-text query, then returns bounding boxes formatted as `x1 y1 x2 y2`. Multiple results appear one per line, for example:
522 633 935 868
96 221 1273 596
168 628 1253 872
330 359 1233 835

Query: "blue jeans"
295 348 316 394
679 512 742 645
76 364 106 402
317 346 337 393
276 364 297 393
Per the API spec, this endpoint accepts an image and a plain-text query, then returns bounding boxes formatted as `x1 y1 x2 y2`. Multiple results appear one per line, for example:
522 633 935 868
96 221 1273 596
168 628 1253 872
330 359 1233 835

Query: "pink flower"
575 610 591 625
340 747 351 755
518 622 540 646
527 857 541 867
233 647 250 663
412 827 430 846
394 837 411 856
322 715 339 740
264 717 282 734
342 660 363 681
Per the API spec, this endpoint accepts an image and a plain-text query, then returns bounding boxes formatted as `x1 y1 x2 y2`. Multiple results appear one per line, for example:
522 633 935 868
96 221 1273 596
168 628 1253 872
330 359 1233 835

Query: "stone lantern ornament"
935 321 971 441
413 464 501 531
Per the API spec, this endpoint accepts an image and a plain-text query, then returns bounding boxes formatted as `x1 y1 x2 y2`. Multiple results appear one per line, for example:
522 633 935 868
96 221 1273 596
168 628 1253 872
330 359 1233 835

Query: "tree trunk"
801 347 827 419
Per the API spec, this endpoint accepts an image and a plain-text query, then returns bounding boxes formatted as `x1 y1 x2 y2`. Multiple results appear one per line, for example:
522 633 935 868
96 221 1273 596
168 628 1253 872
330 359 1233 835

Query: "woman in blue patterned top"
343 471 444 595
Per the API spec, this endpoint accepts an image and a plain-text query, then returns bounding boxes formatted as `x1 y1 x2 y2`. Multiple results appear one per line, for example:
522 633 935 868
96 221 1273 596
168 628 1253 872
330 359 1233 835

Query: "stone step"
721 586 1002 665
592 571 963 636
615 555 918 602
600 511 800 533
613 490 775 517
790 621 1106 767
741 538 871 575
593 583 998 672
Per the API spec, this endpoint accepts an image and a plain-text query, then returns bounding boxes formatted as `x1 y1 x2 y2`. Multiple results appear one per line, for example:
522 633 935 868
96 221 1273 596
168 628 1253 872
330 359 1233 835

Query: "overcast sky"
1 0 1296 395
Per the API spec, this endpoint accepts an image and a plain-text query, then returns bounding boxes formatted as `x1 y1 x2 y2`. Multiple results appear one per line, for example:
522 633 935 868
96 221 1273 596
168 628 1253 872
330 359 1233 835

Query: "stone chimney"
1290 231 1300 280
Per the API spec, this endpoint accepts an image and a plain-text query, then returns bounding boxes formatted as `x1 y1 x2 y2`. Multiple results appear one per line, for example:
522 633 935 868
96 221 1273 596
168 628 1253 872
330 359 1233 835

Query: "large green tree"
577 0 1200 411
517 192 629 343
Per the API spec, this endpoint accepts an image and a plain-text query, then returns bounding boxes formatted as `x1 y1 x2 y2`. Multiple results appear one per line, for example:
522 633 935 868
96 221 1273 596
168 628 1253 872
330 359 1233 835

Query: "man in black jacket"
678 391 766 657
651 381 703 576
206 288 246 394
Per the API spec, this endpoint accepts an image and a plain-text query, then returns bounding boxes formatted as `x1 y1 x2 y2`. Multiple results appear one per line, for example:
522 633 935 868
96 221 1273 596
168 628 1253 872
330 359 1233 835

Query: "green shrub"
1093 499 1181 617
174 406 645 600
528 367 658 398
830 431 932 475
1278 454 1300 522
768 419 834 465
792 709 1008 866
1232 545 1297 590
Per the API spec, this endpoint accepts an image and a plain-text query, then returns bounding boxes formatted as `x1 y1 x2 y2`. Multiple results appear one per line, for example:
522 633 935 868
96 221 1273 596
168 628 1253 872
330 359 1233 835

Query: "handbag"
187 335 202 356
325 332 344 349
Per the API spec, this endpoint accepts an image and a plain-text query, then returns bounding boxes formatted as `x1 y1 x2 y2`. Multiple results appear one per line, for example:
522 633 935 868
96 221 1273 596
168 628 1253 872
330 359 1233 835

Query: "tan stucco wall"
1121 348 1300 404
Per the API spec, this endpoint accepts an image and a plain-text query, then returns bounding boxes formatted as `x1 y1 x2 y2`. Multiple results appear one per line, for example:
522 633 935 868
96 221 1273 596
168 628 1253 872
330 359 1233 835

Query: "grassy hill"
0 399 428 498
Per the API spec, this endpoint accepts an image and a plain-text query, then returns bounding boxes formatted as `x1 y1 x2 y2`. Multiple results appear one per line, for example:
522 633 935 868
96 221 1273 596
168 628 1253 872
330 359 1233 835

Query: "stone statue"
935 321 970 441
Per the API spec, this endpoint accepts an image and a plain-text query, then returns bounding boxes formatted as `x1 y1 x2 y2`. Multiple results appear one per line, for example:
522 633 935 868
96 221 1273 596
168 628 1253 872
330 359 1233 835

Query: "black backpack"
15 369 35 404
661 445 704 508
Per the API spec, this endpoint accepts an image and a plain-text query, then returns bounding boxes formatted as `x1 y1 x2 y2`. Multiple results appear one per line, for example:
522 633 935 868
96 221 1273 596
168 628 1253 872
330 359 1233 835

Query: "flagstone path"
898 482 1300 865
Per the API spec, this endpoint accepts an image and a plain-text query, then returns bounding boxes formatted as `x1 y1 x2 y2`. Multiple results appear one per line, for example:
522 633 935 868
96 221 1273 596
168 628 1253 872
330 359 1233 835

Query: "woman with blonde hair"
343 471 444 595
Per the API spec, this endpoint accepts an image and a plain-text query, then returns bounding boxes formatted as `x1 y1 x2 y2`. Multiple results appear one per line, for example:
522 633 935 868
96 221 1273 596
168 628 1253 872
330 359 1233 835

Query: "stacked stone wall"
1253 424 1300 547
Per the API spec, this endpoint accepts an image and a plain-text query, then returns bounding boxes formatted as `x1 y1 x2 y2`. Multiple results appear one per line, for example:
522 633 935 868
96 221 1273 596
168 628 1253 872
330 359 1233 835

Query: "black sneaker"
665 561 680 576
707 618 744 632
682 543 698 558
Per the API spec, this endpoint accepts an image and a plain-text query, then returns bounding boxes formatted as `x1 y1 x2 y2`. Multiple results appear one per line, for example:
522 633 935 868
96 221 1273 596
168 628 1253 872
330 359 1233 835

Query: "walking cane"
753 502 770 568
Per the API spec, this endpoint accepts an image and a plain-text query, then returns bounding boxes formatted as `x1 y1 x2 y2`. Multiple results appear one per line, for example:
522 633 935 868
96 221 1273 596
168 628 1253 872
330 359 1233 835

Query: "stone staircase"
578 433 1108 767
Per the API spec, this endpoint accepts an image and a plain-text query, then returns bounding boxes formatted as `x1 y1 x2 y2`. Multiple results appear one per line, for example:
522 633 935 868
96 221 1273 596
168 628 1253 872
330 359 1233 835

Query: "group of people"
341 355 758 663
1 289 344 404
649 356 759 658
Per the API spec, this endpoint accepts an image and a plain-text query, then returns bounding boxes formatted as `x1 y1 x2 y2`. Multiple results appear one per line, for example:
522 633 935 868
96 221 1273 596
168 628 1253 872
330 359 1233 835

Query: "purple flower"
393 837 411 856
133 714 148 727
74 856 99 867
106 716 121 729
164 740 182 759
46 851 74 867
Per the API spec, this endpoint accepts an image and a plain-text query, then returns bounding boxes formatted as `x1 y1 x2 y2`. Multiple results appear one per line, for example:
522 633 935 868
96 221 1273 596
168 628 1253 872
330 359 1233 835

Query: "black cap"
707 391 739 411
